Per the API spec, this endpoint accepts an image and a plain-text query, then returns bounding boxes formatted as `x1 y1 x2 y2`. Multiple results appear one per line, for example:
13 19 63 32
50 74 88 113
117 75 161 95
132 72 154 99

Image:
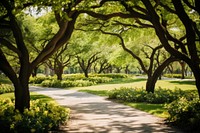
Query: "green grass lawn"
124 102 168 118
0 92 54 103
0 75 12 84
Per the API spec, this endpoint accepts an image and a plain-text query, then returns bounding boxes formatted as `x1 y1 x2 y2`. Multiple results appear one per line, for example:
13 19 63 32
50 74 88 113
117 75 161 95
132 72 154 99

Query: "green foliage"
79 89 108 97
108 87 197 104
63 74 86 80
164 74 193 79
61 80 95 87
41 79 61 87
41 79 95 88
166 97 200 132
86 77 112 84
93 73 129 79
29 76 49 84
0 75 12 84
0 84 14 94
0 99 70 132
32 74 114 88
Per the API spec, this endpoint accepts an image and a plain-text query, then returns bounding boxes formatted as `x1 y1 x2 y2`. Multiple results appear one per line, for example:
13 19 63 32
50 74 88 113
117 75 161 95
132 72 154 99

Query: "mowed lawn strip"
0 92 55 103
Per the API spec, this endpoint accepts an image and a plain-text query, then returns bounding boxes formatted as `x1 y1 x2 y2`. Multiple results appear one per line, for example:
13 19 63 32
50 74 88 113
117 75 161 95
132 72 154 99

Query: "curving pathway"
30 86 182 133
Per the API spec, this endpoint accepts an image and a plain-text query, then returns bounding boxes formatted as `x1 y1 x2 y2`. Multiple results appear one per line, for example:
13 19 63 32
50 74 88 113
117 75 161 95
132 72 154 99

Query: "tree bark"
84 70 89 78
146 57 178 93
146 75 156 93
55 65 64 80
14 78 30 113
179 61 186 79
31 67 38 77
188 63 200 97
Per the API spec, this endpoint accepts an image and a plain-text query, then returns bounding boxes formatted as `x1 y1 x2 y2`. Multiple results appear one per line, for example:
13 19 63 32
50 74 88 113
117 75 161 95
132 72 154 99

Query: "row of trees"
0 0 199 112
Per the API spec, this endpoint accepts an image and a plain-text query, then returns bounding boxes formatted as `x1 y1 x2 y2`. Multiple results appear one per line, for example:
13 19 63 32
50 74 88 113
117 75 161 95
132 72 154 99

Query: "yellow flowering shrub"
0 84 14 94
0 99 70 132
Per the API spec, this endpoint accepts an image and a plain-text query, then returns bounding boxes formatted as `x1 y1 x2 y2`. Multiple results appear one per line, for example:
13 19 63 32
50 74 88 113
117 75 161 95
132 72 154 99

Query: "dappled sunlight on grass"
79 90 108 97
0 76 12 84
156 80 196 91
169 80 195 85
0 92 14 99
107 77 146 84
0 92 54 103
124 102 168 118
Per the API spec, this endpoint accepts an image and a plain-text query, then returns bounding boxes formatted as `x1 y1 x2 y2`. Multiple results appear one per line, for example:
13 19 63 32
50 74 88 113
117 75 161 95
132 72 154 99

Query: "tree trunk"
189 64 200 97
194 73 200 98
146 76 156 93
146 57 178 93
125 65 129 74
56 66 64 80
14 77 30 113
32 67 38 77
84 70 89 78
179 61 186 79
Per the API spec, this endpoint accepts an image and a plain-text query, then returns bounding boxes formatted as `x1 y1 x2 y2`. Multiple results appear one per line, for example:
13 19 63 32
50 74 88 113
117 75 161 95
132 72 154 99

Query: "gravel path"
30 86 182 133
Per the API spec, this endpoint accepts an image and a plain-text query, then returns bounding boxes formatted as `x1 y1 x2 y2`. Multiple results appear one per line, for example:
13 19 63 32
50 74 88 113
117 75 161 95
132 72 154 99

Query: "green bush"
166 97 200 132
0 84 14 94
108 87 195 104
63 74 85 81
93 73 129 79
164 74 193 79
61 80 94 87
0 99 70 132
41 79 95 88
41 80 62 88
29 76 49 84
41 80 52 87
87 77 112 84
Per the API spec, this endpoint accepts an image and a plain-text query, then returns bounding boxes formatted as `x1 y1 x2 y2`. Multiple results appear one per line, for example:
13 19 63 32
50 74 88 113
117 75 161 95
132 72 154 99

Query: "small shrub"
108 87 147 102
108 87 196 104
63 74 85 81
61 80 74 88
164 74 193 79
29 76 48 84
61 80 95 88
87 77 112 84
0 84 14 94
0 99 70 132
94 73 129 79
41 80 62 88
51 80 62 88
41 80 52 87
166 97 200 132
75 80 95 87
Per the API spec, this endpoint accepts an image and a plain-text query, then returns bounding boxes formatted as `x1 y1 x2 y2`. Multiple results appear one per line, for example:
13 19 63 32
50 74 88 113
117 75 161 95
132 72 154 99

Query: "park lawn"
124 102 168 118
75 77 196 92
0 76 12 84
0 92 55 103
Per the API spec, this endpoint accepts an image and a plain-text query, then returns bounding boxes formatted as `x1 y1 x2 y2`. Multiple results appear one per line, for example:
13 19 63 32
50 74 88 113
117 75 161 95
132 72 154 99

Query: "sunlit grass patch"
79 89 108 97
124 102 168 118
0 92 54 102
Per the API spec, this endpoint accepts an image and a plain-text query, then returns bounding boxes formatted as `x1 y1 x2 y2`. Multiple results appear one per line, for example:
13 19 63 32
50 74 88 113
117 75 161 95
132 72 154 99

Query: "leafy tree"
45 45 71 80
84 0 200 96
0 0 86 112
69 30 105 77
100 28 178 92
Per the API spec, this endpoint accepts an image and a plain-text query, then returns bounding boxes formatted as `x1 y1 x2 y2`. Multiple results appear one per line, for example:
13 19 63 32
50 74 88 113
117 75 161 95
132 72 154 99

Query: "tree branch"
0 38 21 56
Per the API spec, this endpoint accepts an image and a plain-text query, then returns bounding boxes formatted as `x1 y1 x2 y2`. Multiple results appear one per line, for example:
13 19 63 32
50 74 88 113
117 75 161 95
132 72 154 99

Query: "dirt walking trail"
30 86 182 133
